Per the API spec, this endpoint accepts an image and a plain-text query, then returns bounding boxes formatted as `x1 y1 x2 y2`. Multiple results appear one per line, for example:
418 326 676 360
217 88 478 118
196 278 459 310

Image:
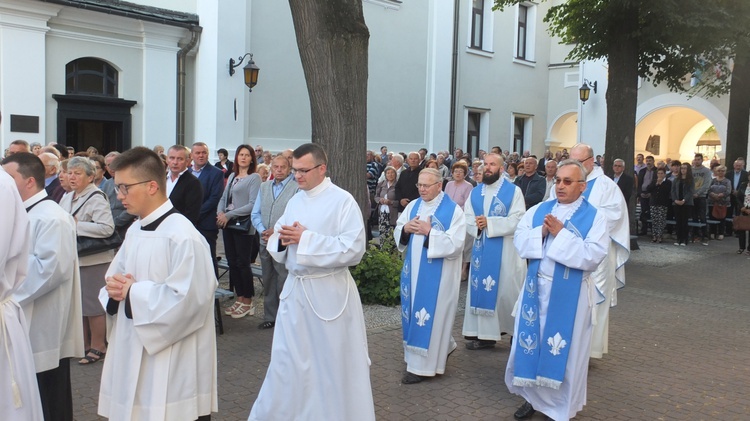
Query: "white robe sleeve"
295 198 366 268
125 237 216 355
426 206 466 260
546 210 609 272
485 188 525 238
394 202 414 253
513 204 544 260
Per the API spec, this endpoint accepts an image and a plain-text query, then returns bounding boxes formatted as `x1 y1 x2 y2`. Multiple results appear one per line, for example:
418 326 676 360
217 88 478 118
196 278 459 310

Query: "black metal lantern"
229 53 260 92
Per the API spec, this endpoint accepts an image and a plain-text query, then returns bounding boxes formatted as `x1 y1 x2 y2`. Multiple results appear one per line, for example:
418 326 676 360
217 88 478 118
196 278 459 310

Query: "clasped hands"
106 273 135 302
404 216 431 236
279 221 306 246
541 214 564 238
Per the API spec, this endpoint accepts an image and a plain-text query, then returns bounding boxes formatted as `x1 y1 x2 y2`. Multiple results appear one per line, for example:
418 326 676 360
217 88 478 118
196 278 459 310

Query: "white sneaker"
717 235 724 240
680 243 687 246
674 242 680 246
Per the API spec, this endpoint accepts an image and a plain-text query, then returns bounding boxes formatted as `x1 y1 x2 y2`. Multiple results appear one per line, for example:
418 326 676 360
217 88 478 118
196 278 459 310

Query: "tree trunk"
288 0 370 218
725 47 750 165
604 1 640 248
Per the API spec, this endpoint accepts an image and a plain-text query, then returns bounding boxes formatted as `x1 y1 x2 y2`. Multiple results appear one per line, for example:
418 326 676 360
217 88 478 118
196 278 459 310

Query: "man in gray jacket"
691 153 712 245
251 155 298 329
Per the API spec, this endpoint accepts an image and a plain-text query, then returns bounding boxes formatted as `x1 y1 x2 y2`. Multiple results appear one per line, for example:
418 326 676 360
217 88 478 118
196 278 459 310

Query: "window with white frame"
513 115 532 153
514 2 537 62
469 0 494 52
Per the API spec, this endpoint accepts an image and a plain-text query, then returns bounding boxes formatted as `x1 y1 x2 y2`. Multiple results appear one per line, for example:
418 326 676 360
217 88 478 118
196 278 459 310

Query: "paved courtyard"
71 237 750 420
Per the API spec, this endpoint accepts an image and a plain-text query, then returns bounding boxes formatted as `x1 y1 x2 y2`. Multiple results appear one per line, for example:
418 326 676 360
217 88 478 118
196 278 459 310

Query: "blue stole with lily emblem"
513 199 597 390
400 194 457 356
468 180 515 315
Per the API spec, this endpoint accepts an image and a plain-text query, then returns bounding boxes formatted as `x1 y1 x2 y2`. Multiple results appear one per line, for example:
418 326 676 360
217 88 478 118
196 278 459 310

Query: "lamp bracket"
583 78 598 94
229 53 253 77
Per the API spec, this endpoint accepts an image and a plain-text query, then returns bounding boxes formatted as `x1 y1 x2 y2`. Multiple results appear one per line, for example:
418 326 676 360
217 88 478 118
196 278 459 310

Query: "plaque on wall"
10 115 39 133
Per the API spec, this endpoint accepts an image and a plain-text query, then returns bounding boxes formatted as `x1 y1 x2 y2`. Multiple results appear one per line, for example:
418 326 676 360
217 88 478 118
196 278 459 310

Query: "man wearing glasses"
507 159 609 421
99 147 218 420
395 168 466 385
249 143 375 421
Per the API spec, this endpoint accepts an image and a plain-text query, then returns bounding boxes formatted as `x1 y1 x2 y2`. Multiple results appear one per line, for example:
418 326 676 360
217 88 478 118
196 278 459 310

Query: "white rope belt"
295 269 349 322
0 297 22 408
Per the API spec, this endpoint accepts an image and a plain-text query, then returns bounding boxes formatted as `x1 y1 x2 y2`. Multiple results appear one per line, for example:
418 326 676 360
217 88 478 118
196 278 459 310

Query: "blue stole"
400 194 457 356
513 199 597 389
468 180 515 315
583 177 596 200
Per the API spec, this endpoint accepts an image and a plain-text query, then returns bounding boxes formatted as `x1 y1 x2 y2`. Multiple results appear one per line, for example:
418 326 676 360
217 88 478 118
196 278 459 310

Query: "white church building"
0 0 737 163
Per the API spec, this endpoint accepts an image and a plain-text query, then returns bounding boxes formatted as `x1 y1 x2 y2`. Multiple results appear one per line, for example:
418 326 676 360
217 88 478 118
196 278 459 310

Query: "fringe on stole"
404 341 429 357
471 307 496 316
512 376 562 390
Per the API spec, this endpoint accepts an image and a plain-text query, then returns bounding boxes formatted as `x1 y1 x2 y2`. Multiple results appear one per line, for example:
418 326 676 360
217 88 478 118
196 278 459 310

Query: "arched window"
65 58 118 97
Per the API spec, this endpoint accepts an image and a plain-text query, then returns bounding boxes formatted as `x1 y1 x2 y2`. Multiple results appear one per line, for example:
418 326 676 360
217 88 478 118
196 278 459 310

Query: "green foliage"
351 231 403 306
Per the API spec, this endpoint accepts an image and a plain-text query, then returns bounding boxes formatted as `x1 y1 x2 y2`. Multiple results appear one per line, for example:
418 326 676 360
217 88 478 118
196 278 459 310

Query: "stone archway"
546 110 578 152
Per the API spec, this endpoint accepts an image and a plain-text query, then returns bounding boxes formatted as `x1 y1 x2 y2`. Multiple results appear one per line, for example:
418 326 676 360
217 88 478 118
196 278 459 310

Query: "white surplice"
506 198 609 421
249 178 375 421
98 201 218 421
13 190 84 372
462 179 527 340
553 166 630 358
394 192 466 376
0 169 43 419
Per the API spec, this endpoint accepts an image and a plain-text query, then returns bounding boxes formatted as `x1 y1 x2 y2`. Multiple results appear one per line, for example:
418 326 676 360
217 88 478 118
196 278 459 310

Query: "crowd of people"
1 137 747 420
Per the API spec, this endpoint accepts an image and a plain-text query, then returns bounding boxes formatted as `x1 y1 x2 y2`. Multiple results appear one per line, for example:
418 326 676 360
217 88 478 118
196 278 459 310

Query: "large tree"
288 0 370 217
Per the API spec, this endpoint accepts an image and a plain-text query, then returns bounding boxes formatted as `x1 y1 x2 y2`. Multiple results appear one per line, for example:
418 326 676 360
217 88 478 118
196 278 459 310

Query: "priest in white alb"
3 153 83 420
506 160 609 421
462 153 526 350
249 143 375 421
99 147 218 421
395 168 466 384
567 144 630 359
0 166 43 420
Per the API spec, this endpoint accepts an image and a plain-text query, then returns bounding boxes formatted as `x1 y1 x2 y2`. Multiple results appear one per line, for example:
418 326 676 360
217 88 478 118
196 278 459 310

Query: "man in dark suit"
395 152 422 212
514 156 546 209
189 142 224 277
39 152 66 203
730 158 748 215
610 158 634 203
166 145 202 225
637 156 657 235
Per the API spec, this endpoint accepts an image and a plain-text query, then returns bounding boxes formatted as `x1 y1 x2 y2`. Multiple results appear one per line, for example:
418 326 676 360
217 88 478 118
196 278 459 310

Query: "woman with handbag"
374 166 399 244
59 156 114 364
217 145 262 318
708 165 732 240
671 163 695 246
735 173 750 254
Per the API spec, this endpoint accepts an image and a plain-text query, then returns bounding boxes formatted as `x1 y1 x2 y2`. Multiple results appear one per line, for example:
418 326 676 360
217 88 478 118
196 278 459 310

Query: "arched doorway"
546 110 578 152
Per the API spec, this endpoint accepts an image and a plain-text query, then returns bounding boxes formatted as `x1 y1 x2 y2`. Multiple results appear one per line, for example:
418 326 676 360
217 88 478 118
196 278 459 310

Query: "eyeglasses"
115 180 152 195
577 156 593 164
415 181 440 189
554 177 586 186
291 164 322 175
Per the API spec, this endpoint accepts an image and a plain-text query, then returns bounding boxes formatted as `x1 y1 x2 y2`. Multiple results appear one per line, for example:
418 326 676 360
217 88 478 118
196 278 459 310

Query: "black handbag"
226 215 254 233
72 190 123 256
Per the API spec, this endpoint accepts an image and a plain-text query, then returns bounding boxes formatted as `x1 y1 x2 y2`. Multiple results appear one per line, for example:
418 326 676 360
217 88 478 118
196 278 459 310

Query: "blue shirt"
251 175 294 233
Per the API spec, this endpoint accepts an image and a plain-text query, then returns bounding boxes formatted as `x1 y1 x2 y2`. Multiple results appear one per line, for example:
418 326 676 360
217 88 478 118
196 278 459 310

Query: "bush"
351 231 403 306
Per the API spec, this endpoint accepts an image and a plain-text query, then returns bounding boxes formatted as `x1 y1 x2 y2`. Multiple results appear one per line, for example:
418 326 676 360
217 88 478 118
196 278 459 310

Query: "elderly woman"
375 166 399 242
445 160 473 209
257 163 270 182
59 156 114 364
708 165 732 240
217 144 262 318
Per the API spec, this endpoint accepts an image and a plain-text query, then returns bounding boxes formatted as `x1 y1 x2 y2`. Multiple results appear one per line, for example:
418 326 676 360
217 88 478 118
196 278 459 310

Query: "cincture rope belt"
296 269 349 322
0 297 22 408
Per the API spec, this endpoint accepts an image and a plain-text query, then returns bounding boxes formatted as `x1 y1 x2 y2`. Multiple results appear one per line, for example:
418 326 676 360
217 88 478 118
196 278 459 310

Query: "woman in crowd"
30 142 42 155
60 159 72 193
90 154 107 187
86 146 99 156
374 166 399 242
472 164 484 185
648 167 672 243
152 145 164 156
708 165 732 240
257 163 270 182
671 163 694 246
215 147 234 180
736 172 750 254
59 156 114 364
444 160 473 209
217 145 261 318
505 162 519 183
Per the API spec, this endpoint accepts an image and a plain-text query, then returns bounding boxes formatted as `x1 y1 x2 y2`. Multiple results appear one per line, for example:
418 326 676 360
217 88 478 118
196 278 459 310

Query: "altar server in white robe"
395 168 466 384
249 143 375 421
3 153 83 421
506 160 609 421
0 167 43 420
461 153 526 350
99 147 218 421
566 144 630 359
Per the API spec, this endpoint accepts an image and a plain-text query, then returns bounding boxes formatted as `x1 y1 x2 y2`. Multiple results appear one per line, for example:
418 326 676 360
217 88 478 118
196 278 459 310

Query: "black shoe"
401 371 425 384
465 339 496 350
257 321 275 329
514 401 536 420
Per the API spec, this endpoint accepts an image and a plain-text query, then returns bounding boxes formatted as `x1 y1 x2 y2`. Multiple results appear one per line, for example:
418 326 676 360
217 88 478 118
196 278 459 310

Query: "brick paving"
71 237 750 420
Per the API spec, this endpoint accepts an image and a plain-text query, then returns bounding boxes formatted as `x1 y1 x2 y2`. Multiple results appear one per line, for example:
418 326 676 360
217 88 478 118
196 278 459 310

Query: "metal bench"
214 258 264 334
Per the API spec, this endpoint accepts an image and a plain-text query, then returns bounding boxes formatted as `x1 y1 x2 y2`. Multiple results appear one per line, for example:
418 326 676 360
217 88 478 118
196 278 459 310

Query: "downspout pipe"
448 0 460 153
176 26 201 146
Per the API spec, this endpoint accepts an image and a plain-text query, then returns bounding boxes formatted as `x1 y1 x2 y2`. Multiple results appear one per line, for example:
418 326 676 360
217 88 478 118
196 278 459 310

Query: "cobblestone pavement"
71 236 750 420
